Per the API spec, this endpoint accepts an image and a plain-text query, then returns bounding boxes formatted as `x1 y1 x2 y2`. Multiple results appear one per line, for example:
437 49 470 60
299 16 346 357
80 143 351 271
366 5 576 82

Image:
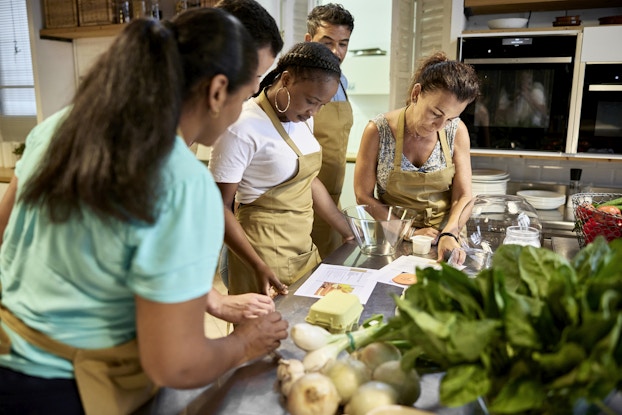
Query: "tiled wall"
471 156 622 189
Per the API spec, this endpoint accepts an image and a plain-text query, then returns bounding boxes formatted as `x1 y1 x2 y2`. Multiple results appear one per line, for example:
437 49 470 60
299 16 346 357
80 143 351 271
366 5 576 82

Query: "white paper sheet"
294 263 378 304
375 255 441 288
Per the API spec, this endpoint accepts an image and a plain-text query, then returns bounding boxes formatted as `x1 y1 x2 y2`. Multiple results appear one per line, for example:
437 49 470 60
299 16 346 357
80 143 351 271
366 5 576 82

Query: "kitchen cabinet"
40 24 124 41
464 0 620 15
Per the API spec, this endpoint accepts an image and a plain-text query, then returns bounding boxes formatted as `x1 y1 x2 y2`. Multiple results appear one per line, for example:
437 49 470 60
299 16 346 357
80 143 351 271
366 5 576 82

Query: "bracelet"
438 232 459 244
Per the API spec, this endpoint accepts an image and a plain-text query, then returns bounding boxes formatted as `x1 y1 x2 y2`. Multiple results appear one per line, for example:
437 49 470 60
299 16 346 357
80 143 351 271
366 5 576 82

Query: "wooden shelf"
462 26 583 34
40 24 125 41
465 0 621 15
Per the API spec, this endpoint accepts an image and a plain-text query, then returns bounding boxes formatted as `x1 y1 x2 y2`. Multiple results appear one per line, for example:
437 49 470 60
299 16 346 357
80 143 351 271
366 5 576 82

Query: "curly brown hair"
406 51 480 105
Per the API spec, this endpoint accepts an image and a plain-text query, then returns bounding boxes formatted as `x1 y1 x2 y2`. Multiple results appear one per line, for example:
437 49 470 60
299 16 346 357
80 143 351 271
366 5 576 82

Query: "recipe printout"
294 264 377 304
375 255 441 288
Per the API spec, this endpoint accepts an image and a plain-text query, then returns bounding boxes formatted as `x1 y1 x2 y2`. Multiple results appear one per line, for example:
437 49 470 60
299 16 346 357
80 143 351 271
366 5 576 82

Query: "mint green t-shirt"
0 108 223 379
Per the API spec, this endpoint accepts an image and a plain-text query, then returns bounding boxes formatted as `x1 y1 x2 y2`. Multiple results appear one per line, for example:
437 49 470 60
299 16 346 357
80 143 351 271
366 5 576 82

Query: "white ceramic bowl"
487 18 528 29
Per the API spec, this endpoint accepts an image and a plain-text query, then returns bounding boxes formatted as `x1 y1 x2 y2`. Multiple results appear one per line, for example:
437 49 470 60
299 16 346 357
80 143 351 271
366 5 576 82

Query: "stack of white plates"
516 190 566 210
472 169 510 196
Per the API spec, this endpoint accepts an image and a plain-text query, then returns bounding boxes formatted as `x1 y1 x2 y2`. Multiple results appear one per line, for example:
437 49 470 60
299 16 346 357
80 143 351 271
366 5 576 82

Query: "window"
0 0 36 142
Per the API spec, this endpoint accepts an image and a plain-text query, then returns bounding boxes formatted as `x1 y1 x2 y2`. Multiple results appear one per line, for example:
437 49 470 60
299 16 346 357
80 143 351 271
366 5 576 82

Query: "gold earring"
274 87 291 113
210 109 220 118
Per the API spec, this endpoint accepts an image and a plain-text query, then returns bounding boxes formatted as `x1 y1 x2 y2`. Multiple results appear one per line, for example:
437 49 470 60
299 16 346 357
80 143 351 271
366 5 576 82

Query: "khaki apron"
311 85 353 259
227 91 322 295
379 106 456 229
0 304 157 415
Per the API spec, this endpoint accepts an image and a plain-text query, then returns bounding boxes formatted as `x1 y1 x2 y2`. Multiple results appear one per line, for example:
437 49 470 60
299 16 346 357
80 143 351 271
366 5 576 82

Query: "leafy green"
373 236 622 414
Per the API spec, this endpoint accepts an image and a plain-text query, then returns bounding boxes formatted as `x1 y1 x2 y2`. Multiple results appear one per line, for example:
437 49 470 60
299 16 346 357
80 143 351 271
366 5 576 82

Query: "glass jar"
503 226 541 247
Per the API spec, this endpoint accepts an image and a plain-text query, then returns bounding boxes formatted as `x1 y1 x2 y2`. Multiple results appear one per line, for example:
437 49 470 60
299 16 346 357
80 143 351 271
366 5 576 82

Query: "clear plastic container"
503 226 541 247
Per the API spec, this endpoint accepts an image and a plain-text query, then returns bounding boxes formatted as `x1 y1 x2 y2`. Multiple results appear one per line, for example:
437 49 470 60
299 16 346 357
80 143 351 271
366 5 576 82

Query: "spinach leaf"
440 364 491 407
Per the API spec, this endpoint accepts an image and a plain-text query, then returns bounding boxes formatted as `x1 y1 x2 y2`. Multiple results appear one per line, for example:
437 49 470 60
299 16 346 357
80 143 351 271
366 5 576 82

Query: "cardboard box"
305 291 363 333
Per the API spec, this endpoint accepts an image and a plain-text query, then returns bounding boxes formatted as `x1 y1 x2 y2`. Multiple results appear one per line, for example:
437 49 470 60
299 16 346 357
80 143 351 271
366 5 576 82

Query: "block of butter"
305 291 363 333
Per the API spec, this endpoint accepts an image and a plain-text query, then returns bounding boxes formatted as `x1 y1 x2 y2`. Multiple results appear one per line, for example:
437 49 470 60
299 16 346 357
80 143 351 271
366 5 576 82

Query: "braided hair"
258 42 341 94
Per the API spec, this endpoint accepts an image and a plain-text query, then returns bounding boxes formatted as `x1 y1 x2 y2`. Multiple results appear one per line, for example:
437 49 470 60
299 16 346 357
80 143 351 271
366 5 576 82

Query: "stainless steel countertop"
138 237 622 415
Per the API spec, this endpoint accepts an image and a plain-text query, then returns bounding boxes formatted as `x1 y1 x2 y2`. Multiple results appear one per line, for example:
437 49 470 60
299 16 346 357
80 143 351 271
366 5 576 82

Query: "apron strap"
256 89 304 157
0 303 77 360
340 80 349 101
438 128 453 168
394 106 408 170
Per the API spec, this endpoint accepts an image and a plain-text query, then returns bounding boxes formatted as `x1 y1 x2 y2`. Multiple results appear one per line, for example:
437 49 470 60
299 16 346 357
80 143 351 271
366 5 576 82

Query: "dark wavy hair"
258 42 341 93
20 8 257 225
406 51 480 105
307 3 354 36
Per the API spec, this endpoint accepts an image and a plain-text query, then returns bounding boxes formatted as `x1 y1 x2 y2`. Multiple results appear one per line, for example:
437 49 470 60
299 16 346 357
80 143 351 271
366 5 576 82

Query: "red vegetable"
582 216 622 244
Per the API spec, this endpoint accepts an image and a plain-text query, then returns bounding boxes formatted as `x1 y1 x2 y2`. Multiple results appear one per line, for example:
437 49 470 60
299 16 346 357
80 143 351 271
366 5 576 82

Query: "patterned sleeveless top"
372 114 459 196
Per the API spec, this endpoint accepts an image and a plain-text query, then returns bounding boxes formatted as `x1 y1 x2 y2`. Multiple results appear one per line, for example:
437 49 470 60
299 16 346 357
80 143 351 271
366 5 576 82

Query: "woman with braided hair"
209 42 354 297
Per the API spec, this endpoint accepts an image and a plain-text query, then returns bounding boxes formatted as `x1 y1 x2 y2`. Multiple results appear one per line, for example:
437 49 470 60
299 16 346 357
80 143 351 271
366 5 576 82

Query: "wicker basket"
572 193 622 247
44 0 78 28
78 0 115 26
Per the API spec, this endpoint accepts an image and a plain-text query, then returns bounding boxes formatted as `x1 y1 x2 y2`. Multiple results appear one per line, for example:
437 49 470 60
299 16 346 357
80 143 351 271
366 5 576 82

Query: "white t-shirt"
209 98 321 204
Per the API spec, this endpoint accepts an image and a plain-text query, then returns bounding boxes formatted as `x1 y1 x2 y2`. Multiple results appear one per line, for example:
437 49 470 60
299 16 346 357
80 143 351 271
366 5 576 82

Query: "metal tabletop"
139 237 621 415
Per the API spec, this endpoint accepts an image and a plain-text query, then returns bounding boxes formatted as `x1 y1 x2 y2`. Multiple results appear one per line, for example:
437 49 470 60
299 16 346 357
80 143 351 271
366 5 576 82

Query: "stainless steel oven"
575 64 622 154
458 32 580 153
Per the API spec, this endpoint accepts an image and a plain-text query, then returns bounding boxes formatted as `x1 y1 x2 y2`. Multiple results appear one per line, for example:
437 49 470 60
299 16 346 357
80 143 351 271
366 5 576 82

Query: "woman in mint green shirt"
0 8 287 414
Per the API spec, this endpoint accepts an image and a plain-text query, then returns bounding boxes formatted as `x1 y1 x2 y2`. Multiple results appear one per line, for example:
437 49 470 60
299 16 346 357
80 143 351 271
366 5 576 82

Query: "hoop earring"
274 87 291 113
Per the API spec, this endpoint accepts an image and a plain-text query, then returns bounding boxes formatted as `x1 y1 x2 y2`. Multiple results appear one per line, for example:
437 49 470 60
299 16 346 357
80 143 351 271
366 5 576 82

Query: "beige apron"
227 91 322 295
0 304 157 415
310 84 354 259
380 106 456 229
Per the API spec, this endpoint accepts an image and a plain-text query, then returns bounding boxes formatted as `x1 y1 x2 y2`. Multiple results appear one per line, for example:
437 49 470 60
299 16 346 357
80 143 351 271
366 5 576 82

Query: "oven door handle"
588 84 622 92
464 57 572 64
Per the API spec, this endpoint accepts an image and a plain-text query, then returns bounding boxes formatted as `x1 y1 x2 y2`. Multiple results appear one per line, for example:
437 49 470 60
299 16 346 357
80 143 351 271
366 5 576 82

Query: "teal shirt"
0 108 223 379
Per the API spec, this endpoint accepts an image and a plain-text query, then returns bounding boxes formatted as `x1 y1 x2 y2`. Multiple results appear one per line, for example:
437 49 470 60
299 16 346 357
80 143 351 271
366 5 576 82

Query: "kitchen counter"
506 182 622 240
136 235 622 415
0 167 14 183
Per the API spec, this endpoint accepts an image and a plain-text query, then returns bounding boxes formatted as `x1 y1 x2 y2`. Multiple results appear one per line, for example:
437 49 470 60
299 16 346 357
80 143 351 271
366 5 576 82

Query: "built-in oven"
576 63 622 154
571 26 622 156
457 32 580 153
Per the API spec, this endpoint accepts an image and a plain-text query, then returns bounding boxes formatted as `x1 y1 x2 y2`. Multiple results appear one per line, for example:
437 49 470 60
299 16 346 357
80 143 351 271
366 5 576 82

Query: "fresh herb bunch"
374 236 622 414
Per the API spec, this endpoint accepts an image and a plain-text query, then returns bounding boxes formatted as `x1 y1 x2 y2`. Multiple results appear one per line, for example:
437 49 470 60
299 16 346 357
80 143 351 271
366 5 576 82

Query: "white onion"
372 360 421 405
353 342 401 371
286 372 340 415
344 381 399 415
323 357 370 404
291 323 336 352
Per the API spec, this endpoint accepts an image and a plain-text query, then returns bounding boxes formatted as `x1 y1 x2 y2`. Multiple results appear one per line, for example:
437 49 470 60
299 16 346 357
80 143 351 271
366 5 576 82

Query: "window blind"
0 0 36 117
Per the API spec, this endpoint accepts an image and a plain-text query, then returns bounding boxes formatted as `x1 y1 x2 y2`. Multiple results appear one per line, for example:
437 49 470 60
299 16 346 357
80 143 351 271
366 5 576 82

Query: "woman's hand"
232 311 289 364
255 262 288 298
403 226 438 241
414 227 438 238
436 233 461 263
206 290 275 324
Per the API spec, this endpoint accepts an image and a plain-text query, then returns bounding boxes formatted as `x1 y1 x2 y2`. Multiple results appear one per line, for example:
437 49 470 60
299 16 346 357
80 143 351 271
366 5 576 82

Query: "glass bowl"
342 204 417 256
456 195 542 254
